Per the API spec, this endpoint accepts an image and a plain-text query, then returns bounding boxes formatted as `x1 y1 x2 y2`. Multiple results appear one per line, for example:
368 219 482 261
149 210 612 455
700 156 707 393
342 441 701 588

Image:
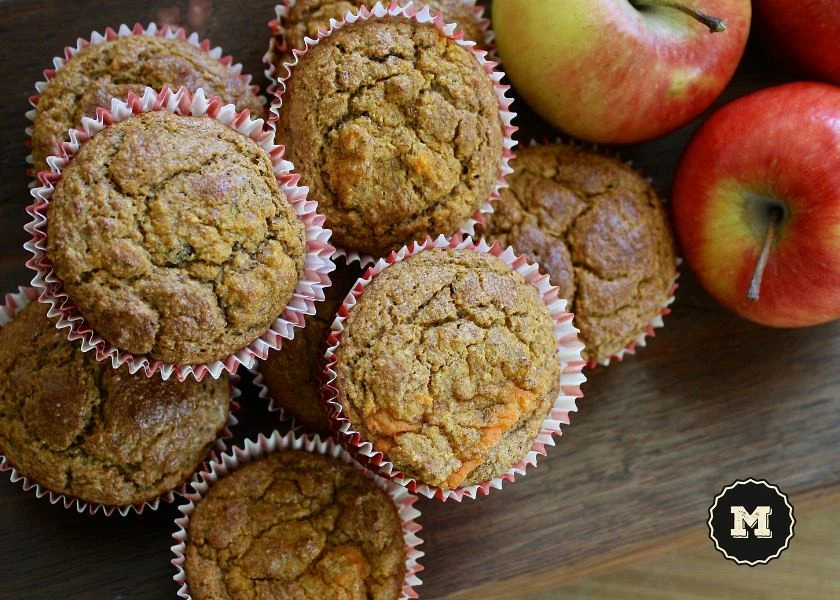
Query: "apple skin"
754 0 840 85
672 82 840 328
492 0 751 144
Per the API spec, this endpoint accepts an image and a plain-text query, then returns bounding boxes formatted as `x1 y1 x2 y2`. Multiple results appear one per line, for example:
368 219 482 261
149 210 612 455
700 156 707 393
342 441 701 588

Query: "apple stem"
747 208 782 302
631 0 727 33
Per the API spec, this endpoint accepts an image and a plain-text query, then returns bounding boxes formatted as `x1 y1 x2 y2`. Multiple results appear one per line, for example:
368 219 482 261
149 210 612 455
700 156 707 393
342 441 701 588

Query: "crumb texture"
47 110 307 364
276 18 503 256
272 0 487 70
0 302 230 507
335 248 560 489
478 144 677 363
32 34 263 172
185 451 405 600
262 259 363 435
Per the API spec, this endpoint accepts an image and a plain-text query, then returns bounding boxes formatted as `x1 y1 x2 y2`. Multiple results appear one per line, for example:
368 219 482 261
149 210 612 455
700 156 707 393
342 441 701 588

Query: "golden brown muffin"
31 34 264 173
333 248 560 489
184 451 406 600
0 302 230 507
46 110 307 365
261 259 363 435
271 0 487 72
275 17 504 257
477 143 677 364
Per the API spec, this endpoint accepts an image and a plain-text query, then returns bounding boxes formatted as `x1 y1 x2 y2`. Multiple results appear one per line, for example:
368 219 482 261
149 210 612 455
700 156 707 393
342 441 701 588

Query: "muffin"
0 301 231 508
260 259 362 434
477 143 677 364
45 109 307 365
183 449 407 599
31 33 263 173
331 247 561 489
274 16 505 257
270 0 488 71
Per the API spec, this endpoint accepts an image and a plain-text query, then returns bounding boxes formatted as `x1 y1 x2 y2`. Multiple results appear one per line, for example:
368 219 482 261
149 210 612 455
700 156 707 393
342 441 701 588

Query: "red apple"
754 0 840 85
492 0 751 144
673 82 840 327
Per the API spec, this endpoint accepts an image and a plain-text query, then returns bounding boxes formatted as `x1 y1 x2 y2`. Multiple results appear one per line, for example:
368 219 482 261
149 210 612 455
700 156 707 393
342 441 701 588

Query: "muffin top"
272 0 487 71
478 144 677 363
261 259 362 435
334 248 560 489
46 110 307 365
32 34 264 173
185 450 406 600
0 301 230 507
275 17 504 257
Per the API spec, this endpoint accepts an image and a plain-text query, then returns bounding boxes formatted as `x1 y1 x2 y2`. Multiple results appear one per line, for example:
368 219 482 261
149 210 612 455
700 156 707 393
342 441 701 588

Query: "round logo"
708 478 794 566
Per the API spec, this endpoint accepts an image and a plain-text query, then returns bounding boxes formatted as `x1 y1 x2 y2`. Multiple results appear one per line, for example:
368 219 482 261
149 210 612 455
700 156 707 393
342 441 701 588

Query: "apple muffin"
260 258 362 435
46 110 307 365
270 0 487 72
477 143 677 364
332 247 560 489
31 33 263 173
184 450 406 600
0 301 231 507
274 16 504 257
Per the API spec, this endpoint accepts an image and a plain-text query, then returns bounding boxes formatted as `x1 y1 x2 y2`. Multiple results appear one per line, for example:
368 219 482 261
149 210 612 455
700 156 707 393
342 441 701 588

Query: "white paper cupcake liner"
268 1 517 267
0 287 242 517
321 233 587 501
24 86 335 382
171 431 424 599
249 365 300 432
263 0 493 97
25 22 264 183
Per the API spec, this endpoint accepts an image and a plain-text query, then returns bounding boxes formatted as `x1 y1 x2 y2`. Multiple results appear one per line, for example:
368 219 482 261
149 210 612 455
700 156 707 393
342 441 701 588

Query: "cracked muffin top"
0 301 230 507
31 34 264 174
261 258 362 435
274 17 504 257
184 450 406 600
333 248 560 489
477 144 677 364
271 0 487 73
46 110 307 365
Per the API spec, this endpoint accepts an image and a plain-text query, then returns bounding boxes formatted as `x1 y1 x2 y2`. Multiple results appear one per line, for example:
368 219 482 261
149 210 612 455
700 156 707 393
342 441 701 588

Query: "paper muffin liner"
171 430 424 599
25 22 265 183
268 1 516 267
24 86 335 382
249 365 300 432
520 138 681 369
0 287 242 517
321 233 587 501
263 0 493 97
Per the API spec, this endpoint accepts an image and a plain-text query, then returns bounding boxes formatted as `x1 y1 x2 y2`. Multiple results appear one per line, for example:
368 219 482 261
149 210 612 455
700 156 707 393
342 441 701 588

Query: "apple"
754 0 840 85
672 82 840 328
492 0 751 144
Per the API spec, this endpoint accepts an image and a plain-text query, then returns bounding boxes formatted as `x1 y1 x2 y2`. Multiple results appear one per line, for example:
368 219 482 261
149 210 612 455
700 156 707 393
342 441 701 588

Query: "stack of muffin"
0 2 678 598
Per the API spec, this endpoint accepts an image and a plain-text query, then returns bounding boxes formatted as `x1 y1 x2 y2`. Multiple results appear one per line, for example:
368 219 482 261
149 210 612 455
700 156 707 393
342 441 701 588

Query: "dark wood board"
1 1 838 598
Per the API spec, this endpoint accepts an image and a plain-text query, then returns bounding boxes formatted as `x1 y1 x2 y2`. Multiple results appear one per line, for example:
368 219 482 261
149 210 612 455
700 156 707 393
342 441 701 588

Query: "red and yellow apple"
673 82 840 327
754 0 840 85
492 0 751 144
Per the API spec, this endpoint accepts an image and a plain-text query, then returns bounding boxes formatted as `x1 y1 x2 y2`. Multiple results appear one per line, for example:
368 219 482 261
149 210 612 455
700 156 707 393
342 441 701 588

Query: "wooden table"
1 1 838 598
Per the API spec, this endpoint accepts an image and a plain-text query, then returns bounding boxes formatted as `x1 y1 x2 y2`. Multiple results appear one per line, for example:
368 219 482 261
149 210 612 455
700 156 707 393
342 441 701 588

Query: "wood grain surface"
533 503 840 600
0 1 838 599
